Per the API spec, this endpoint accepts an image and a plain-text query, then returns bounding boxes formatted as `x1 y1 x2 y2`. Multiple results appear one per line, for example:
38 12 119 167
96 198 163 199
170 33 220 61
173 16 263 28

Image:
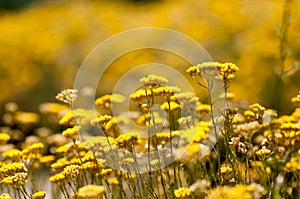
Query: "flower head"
55 89 78 106
174 187 191 198
32 191 46 199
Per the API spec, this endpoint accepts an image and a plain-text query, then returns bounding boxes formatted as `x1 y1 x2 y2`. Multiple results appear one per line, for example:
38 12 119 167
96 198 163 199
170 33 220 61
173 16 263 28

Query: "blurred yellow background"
0 0 299 114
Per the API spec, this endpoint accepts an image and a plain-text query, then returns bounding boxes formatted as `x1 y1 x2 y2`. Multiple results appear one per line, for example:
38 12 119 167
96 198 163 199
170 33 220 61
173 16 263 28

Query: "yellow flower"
0 133 10 145
28 142 44 153
51 158 71 170
140 74 168 87
32 191 46 199
256 147 272 160
90 115 112 129
249 103 265 119
14 111 40 124
193 127 207 143
186 66 199 78
20 143 44 161
161 101 181 111
97 168 113 177
0 176 13 185
115 134 138 150
62 126 80 140
11 172 28 187
2 149 21 161
208 184 266 199
108 177 119 185
284 157 300 172
39 155 56 164
153 86 181 98
0 162 23 176
39 102 68 114
130 89 152 103
291 96 300 106
63 164 81 179
174 187 191 198
95 94 125 108
59 109 93 126
0 193 11 199
56 143 74 154
220 166 233 175
244 110 256 121
74 185 105 199
120 158 135 168
49 172 65 184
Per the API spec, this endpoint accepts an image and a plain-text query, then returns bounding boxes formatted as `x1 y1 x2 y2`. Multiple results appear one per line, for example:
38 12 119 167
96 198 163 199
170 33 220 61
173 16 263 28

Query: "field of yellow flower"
0 0 300 199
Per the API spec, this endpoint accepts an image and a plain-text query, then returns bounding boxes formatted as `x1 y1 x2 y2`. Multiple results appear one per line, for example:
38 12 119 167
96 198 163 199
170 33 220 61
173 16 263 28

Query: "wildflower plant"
0 3 300 198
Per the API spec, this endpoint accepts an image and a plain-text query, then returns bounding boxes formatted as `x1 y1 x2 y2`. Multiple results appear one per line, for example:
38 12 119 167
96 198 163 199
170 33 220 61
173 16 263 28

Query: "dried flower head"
56 89 78 106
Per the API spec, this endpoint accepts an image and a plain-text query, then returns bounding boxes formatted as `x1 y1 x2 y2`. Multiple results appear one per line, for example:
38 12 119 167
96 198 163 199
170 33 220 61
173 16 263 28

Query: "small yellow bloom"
140 74 168 86
49 172 65 184
74 185 105 199
63 164 81 179
39 155 56 164
108 177 119 185
2 149 21 160
95 94 125 108
115 134 138 150
256 147 272 160
284 157 300 172
161 101 181 111
174 187 191 198
14 111 40 124
62 126 80 140
220 166 233 175
32 191 46 199
39 102 68 114
0 133 10 145
11 172 28 187
0 193 11 199
0 162 23 176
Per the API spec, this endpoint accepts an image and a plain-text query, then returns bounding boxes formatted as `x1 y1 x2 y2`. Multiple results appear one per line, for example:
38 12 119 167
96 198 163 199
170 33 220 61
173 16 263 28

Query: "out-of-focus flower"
39 155 56 164
0 193 11 199
207 184 265 199
2 149 21 161
32 191 46 199
284 156 300 172
4 102 18 113
72 185 105 199
39 102 69 114
108 177 119 185
0 133 10 145
14 111 40 125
